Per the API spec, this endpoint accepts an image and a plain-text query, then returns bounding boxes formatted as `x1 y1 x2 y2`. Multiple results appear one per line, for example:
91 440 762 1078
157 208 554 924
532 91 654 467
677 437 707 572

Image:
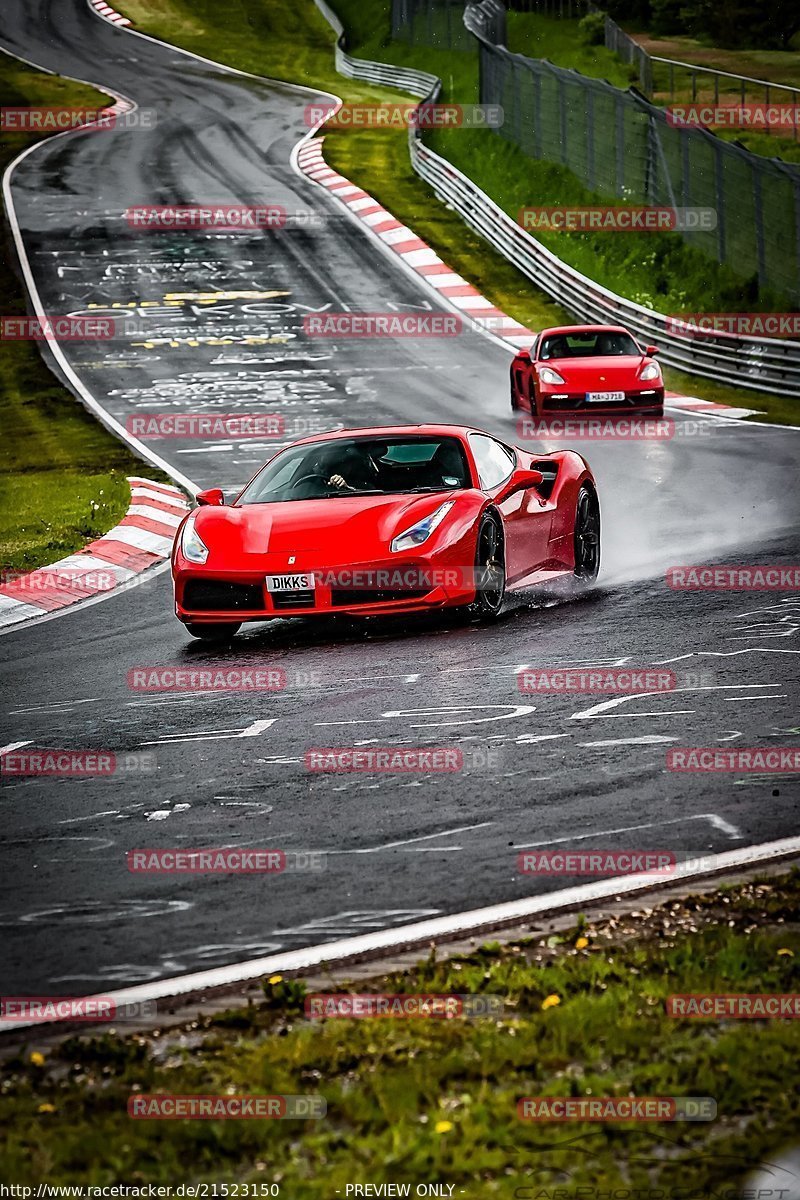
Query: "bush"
578 11 606 44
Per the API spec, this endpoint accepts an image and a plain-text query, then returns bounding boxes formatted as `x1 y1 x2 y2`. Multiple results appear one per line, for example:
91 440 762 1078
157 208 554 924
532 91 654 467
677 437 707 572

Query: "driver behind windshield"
326 443 387 492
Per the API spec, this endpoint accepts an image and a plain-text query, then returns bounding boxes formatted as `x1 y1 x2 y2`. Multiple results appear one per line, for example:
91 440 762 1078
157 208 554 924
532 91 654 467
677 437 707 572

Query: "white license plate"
586 390 625 402
266 573 315 592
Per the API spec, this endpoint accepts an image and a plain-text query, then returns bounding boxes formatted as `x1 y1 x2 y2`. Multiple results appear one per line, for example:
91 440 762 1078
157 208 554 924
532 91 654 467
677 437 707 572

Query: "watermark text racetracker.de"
667 747 800 772
668 312 800 338
305 993 504 1018
128 667 287 692
518 667 677 694
518 206 716 232
126 414 335 440
304 747 501 773
126 848 326 873
1 316 133 341
667 993 800 1018
128 1095 326 1120
518 850 676 876
667 102 800 130
516 418 714 441
304 101 503 129
666 565 800 590
304 313 460 338
0 749 155 778
0 996 157 1023
517 1096 716 1121
0 106 156 131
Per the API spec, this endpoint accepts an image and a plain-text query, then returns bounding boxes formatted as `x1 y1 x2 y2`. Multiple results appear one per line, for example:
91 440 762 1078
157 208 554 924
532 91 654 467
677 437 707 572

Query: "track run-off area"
1 0 799 997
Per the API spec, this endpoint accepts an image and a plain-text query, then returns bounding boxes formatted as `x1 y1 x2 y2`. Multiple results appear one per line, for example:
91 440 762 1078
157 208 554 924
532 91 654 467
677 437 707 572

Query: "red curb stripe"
127 479 186 500
130 494 188 517
119 514 179 539
393 238 428 254
434 283 481 296
87 541 163 569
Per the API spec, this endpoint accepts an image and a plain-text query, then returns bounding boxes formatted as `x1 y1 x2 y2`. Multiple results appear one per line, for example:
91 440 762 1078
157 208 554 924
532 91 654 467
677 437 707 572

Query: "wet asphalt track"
1 0 799 992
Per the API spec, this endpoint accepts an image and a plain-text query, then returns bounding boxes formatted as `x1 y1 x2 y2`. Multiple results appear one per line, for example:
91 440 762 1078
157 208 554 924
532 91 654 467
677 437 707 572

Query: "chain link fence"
464 2 800 303
391 0 479 49
311 0 800 390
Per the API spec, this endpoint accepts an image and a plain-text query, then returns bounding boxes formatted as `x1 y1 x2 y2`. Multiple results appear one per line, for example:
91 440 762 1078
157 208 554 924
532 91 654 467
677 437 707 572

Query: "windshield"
237 436 470 504
539 331 640 359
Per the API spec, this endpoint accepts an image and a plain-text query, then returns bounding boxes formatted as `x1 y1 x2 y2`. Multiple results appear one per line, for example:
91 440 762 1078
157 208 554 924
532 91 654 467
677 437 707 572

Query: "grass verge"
0 53 168 573
509 16 800 164
2 870 798 1190
106 0 798 424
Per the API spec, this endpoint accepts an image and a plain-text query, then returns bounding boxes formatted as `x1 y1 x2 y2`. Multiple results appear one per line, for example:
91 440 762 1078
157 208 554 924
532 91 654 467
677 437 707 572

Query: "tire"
185 622 242 642
573 485 601 583
471 512 506 620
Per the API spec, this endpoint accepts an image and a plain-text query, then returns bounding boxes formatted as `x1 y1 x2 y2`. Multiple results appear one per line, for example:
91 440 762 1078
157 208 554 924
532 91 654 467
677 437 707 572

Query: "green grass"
510 16 800 164
110 0 799 427
507 12 639 88
2 871 798 1191
0 54 169 573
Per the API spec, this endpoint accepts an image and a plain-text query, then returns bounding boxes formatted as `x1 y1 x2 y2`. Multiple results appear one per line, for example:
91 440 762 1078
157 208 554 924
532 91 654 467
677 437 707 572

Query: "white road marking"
705 814 743 837
9 699 100 715
578 735 679 746
514 812 743 849
655 649 800 662
514 733 569 744
327 822 492 855
0 740 32 754
140 718 276 746
571 683 783 721
382 705 537 728
405 846 463 852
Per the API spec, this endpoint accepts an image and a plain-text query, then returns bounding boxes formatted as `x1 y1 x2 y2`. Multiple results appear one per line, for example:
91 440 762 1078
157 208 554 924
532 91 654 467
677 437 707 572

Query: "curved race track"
1 0 799 993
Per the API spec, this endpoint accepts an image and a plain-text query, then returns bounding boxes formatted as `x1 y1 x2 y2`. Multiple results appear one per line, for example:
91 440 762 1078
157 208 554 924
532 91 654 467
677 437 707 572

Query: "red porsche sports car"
510 324 664 417
171 424 600 641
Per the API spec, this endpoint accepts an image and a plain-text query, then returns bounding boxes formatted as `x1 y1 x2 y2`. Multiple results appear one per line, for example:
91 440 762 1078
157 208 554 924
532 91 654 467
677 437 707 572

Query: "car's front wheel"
573 485 601 583
471 513 506 620
185 622 242 642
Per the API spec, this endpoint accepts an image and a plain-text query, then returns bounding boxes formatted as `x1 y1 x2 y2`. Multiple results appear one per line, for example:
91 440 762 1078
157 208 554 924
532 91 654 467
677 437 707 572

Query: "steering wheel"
289 472 334 495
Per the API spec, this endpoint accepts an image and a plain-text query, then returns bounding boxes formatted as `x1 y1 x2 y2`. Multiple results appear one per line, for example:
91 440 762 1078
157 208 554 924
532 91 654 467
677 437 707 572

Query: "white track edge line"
0 560 173 638
4 834 798 1030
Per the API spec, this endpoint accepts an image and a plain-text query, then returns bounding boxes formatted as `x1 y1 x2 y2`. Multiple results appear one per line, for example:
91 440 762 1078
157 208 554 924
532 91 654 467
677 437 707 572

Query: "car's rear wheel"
185 622 242 642
573 485 601 583
472 513 505 620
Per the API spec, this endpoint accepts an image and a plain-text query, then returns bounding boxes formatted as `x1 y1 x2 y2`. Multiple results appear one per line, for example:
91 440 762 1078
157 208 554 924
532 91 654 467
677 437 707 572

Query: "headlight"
180 516 210 564
391 501 455 553
538 366 565 385
639 362 661 381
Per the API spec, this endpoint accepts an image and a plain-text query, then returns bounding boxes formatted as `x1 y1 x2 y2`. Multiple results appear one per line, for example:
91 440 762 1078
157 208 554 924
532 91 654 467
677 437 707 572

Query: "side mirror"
497 467 544 501
196 487 225 506
645 345 659 356
515 347 531 361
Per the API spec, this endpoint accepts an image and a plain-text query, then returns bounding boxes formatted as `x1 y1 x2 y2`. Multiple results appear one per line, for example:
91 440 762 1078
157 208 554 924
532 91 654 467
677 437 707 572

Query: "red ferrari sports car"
171 424 600 641
510 324 664 417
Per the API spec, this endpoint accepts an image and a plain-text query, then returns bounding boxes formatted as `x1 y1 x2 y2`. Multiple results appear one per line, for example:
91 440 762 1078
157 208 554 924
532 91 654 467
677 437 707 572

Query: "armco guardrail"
315 0 439 96
311 0 800 398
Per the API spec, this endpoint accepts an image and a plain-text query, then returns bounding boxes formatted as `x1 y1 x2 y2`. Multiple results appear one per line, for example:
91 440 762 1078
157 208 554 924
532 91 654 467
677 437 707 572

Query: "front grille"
543 390 663 412
271 589 316 609
183 579 264 611
331 588 429 607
